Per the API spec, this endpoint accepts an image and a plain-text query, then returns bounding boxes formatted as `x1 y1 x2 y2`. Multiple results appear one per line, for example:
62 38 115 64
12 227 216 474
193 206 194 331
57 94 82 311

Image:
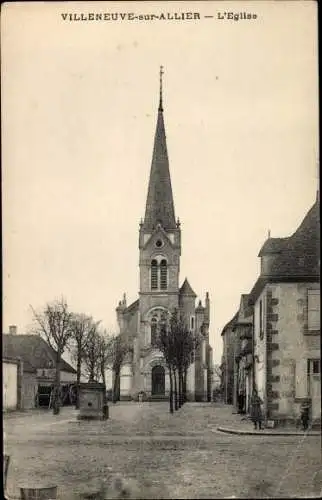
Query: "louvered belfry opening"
151 260 158 289
160 259 168 290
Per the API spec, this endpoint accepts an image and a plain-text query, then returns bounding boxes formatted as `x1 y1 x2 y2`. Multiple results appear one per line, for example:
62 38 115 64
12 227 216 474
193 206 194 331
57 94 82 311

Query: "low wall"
3 359 18 410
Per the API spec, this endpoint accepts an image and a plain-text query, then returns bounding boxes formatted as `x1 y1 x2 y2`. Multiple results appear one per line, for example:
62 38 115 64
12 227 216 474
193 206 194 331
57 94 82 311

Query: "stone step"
148 395 169 401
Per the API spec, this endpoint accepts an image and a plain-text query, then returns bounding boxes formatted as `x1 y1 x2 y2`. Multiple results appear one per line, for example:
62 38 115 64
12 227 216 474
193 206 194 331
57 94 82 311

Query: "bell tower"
117 69 211 402
139 66 181 364
139 67 181 307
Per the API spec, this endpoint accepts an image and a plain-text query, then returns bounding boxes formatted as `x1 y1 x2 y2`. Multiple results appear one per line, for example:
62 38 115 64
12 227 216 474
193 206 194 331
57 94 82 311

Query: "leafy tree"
31 297 73 414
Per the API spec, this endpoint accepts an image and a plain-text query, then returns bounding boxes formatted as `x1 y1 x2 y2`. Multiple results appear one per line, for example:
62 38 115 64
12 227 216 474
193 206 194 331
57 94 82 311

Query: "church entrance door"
151 365 165 395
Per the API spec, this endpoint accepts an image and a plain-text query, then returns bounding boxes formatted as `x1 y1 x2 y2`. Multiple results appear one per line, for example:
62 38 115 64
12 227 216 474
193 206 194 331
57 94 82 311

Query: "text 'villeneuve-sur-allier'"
61 12 258 22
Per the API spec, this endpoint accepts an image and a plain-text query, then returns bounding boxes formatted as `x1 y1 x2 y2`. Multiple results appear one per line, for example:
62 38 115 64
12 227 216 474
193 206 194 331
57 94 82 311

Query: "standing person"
250 388 263 430
300 400 310 430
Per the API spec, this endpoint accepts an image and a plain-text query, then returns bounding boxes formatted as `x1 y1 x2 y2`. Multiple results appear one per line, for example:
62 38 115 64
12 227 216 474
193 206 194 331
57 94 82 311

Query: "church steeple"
159 65 164 112
143 67 176 232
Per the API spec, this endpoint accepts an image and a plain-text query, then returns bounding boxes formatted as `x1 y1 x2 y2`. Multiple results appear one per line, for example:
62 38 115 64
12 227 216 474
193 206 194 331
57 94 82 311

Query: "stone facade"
223 197 320 426
254 282 320 423
251 197 320 424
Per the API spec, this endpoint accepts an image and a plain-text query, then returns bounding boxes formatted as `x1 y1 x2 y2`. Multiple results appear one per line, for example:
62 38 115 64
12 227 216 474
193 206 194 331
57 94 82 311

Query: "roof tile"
2 334 76 373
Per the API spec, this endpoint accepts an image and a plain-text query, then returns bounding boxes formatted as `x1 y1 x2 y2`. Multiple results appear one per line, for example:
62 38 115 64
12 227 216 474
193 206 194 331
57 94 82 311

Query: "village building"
249 195 320 425
3 326 77 410
232 294 253 414
221 195 320 426
115 70 212 401
220 312 238 405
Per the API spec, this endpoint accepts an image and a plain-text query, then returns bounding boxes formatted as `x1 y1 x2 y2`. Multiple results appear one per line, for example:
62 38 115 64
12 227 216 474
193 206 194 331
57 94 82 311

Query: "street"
4 402 322 499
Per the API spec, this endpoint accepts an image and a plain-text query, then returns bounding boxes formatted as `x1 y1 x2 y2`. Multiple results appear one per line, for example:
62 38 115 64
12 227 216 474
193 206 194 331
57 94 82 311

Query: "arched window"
151 317 158 345
151 259 158 289
160 259 168 290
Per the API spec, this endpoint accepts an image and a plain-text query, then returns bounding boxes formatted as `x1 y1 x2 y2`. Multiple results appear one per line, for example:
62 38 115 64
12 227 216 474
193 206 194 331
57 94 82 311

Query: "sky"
2 1 319 366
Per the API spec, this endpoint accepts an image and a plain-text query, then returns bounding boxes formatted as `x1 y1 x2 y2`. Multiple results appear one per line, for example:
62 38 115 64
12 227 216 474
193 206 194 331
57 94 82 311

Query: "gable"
142 227 175 253
237 294 253 323
220 312 238 336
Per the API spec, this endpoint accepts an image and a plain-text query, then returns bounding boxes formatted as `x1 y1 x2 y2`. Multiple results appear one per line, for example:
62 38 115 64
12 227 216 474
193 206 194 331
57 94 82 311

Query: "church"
115 69 212 401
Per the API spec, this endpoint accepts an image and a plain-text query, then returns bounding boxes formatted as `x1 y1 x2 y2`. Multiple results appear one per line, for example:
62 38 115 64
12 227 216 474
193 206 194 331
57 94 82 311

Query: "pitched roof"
179 278 197 297
3 355 36 373
235 294 253 324
2 334 76 373
249 199 320 304
125 299 139 315
143 86 176 232
258 237 288 256
248 277 269 305
240 294 249 311
268 200 319 278
220 312 239 336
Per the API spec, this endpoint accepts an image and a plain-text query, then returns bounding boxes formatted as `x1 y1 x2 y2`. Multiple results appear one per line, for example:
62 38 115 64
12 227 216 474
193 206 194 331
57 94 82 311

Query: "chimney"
9 325 17 335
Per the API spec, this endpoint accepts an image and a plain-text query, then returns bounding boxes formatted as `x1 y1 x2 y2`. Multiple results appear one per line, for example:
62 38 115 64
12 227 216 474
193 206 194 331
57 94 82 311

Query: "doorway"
151 365 165 395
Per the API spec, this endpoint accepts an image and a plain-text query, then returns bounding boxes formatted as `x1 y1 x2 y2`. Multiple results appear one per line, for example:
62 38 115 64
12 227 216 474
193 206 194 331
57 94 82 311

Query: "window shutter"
295 358 307 398
308 289 320 331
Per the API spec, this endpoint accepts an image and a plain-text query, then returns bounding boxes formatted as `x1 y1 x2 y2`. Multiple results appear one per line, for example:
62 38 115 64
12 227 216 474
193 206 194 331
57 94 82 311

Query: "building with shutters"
115 69 212 401
232 294 253 414
248 195 320 425
220 196 320 425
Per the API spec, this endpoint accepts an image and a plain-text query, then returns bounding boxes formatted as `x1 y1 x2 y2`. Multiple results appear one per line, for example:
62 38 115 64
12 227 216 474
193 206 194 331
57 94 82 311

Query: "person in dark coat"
238 391 246 414
250 389 263 430
300 400 310 430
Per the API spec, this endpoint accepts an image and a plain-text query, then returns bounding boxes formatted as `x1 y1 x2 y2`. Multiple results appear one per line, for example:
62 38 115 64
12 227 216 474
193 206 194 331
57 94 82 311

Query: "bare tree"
82 320 102 382
157 314 176 413
69 313 95 408
97 331 114 403
109 335 131 403
157 309 201 413
178 318 201 406
31 297 73 415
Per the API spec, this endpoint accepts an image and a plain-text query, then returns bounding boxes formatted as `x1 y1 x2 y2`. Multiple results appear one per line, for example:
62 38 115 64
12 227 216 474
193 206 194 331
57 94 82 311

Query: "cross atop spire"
159 65 164 112
143 68 176 232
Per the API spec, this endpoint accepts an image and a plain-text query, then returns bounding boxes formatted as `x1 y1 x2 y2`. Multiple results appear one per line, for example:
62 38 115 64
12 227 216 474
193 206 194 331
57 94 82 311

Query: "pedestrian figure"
250 389 263 430
300 400 310 430
238 390 246 414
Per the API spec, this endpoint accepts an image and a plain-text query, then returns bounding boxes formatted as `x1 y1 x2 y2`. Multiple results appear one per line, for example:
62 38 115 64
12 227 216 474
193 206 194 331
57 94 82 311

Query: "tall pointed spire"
143 67 176 231
159 65 164 112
